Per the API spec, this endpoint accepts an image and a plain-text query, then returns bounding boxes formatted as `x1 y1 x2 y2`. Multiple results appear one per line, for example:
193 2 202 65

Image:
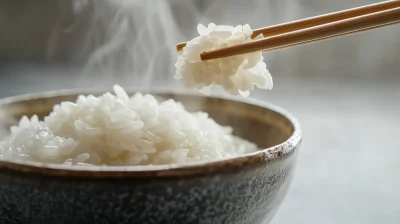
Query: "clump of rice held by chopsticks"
175 23 273 97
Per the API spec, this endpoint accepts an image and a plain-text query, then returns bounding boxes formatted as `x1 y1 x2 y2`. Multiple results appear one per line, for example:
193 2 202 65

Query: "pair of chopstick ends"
176 0 400 61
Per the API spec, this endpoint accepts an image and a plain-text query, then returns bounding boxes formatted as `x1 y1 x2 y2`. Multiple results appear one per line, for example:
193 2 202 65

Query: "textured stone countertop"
0 64 399 224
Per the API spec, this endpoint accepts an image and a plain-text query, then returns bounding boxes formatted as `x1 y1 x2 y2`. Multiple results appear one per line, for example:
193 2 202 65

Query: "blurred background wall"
0 0 399 223
0 0 399 88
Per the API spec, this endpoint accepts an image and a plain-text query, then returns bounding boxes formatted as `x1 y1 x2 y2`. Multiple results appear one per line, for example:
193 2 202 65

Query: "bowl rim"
0 88 302 179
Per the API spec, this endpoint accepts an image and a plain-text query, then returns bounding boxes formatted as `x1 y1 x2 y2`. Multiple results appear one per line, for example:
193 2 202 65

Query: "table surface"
0 64 399 224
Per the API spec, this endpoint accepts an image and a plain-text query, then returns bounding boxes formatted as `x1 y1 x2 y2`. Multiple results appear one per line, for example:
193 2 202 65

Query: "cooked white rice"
0 85 257 166
175 23 273 97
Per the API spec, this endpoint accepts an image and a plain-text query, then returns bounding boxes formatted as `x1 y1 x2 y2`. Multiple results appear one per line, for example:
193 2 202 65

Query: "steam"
47 0 185 88
81 0 184 87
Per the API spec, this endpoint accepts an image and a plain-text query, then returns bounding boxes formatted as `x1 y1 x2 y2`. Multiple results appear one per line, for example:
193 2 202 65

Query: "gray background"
0 0 399 223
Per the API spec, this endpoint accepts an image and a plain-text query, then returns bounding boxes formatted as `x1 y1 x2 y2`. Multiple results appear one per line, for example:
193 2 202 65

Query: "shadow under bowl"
0 89 302 224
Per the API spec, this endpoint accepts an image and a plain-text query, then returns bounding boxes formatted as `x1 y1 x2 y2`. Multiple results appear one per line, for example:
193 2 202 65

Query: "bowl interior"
0 91 295 150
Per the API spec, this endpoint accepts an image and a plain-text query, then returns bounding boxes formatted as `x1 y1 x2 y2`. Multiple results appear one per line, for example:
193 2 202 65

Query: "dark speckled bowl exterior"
0 89 301 224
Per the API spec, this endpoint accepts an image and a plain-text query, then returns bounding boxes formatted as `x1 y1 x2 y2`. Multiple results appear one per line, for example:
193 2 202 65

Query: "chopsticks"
176 0 400 52
201 6 400 61
175 0 400 61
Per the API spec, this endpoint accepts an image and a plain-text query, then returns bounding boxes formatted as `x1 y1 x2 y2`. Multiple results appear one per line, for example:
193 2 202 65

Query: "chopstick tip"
176 42 186 52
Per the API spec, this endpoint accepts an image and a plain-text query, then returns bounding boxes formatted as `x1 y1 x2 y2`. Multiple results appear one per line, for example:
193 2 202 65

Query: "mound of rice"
0 85 258 166
175 23 273 97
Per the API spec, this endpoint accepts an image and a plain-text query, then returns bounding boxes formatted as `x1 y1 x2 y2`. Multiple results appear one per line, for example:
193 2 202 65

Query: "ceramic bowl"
0 90 301 224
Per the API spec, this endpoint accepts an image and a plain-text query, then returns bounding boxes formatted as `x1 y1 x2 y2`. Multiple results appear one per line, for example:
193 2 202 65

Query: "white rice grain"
175 23 273 97
0 85 258 166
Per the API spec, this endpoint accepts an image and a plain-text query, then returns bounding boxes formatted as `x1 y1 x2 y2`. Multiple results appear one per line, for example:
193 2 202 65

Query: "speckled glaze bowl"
0 90 301 224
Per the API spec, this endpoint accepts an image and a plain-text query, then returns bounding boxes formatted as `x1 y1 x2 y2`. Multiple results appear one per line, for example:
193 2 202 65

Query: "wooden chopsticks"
176 0 400 61
176 1 400 52
201 6 400 61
